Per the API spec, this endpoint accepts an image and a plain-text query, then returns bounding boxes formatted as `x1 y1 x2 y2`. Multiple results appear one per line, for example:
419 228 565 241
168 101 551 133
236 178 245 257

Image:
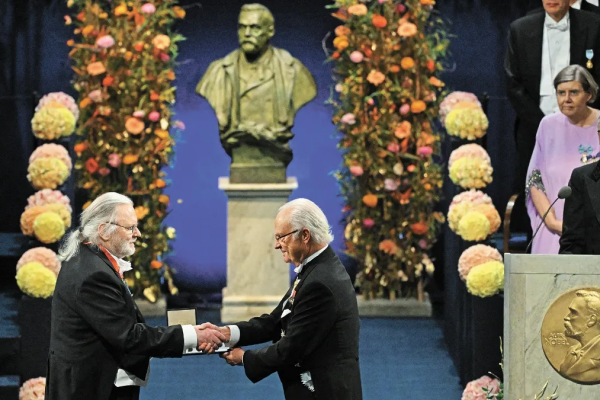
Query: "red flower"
372 15 387 29
86 158 99 174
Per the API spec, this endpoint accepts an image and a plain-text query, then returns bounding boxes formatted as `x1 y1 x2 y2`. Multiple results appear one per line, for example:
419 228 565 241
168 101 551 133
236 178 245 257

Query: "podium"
504 254 600 398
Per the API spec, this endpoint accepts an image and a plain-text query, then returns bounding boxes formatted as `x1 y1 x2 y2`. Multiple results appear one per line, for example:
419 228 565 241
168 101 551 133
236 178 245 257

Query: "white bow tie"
546 21 568 32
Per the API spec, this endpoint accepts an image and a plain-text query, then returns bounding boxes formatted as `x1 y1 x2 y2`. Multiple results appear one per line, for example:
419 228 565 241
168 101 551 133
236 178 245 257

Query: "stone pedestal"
219 177 297 323
504 254 600 399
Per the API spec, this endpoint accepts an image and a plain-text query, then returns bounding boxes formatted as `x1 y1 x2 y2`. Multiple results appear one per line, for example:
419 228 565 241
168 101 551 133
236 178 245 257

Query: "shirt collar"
544 10 570 30
571 0 582 9
105 248 133 273
294 245 328 274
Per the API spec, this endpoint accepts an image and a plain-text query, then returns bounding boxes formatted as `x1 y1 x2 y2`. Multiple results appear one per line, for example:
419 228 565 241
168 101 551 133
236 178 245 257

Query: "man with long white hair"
46 192 226 400
220 198 362 399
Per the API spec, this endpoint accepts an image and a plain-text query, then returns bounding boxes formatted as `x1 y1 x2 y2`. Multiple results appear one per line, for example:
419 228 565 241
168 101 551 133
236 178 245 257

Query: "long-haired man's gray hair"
279 198 334 244
58 192 133 261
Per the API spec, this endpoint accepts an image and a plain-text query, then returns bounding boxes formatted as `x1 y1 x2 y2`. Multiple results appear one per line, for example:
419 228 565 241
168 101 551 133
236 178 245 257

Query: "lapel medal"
586 49 594 69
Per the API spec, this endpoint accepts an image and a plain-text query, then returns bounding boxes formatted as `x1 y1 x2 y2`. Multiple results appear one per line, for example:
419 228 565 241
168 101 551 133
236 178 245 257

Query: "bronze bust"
196 4 317 183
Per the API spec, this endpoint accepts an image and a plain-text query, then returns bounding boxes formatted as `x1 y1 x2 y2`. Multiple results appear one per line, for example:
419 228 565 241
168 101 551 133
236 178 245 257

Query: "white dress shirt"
227 245 329 348
572 0 600 8
106 250 197 387
540 12 571 115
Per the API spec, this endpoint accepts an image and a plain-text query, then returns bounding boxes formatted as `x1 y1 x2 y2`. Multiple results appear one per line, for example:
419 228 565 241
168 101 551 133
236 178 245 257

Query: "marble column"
218 177 297 323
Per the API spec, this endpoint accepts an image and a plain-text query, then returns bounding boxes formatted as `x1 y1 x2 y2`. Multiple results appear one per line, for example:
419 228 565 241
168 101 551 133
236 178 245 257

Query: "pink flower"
396 4 406 13
133 110 146 118
367 98 375 106
108 153 121 168
378 0 387 3
363 218 375 228
384 178 399 191
462 375 501 400
96 35 115 49
419 239 428 249
160 52 170 62
148 111 160 122
341 113 356 125
98 167 111 176
141 3 156 14
350 165 364 176
400 104 410 115
350 51 364 63
387 142 400 153
418 146 433 157
173 120 186 130
88 89 102 102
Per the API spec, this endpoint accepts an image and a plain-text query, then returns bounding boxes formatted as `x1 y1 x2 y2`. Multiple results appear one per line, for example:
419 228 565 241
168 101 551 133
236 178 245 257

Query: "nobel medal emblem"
586 49 594 69
541 287 600 384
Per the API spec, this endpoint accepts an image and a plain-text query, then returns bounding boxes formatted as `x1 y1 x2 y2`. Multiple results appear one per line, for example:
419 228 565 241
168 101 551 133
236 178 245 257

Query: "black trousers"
108 385 140 400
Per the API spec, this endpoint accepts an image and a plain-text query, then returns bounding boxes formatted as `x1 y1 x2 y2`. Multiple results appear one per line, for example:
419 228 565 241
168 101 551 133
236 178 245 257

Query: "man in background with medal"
46 192 226 400
219 198 362 400
505 0 600 232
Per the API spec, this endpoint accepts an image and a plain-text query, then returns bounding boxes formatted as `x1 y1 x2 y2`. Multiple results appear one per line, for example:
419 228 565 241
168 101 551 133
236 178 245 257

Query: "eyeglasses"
275 230 298 243
107 222 139 234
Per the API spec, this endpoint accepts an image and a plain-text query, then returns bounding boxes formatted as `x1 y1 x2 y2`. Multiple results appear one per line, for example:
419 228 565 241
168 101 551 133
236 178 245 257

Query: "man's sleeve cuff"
227 325 240 347
181 325 197 353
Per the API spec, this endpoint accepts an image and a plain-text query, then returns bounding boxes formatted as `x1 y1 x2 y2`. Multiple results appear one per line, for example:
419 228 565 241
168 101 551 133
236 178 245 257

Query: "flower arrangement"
16 262 56 298
31 107 76 140
439 91 481 123
21 203 71 239
471 203 501 234
449 143 490 168
29 144 73 171
458 211 490 241
35 92 79 120
19 377 46 400
17 247 61 276
329 0 449 299
33 212 67 244
458 244 502 281
462 375 501 400
448 189 493 231
466 260 504 297
449 156 493 189
26 189 72 213
67 0 185 300
445 107 489 140
27 158 70 190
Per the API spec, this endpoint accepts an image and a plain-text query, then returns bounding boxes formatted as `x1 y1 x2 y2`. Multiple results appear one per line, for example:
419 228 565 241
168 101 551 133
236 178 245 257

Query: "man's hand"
220 348 244 366
218 326 231 342
194 323 226 354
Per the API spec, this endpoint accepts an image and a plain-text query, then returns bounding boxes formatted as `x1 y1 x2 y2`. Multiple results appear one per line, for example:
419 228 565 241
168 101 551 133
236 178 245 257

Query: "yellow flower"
87 61 106 76
152 34 171 50
348 4 368 16
397 23 417 37
31 107 76 140
33 212 66 244
173 6 186 18
333 36 349 51
114 3 128 16
367 70 385 86
81 25 95 37
449 157 493 189
445 107 489 140
400 57 415 70
466 261 504 297
166 227 176 239
16 262 56 298
27 158 69 190
458 211 490 241
471 203 501 234
135 206 149 220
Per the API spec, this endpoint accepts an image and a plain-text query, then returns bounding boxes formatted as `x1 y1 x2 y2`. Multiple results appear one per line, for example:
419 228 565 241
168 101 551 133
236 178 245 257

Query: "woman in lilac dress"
527 65 600 254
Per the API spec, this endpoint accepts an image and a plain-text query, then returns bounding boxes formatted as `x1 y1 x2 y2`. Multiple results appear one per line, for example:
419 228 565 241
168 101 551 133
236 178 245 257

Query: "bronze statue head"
238 4 275 57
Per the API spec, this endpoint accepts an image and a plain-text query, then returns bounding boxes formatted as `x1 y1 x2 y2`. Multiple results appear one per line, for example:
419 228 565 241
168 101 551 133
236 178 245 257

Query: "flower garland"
67 0 185 301
330 0 449 300
19 377 46 400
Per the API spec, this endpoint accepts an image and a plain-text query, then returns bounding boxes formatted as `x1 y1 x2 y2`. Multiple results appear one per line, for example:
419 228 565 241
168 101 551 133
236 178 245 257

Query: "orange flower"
166 70 175 80
79 97 93 109
410 100 426 113
125 118 145 135
407 165 416 172
150 91 160 101
124 51 133 62
76 11 85 21
397 23 417 37
151 260 163 270
81 25 95 37
411 222 428 235
417 132 435 147
421 0 436 4
426 59 436 72
114 3 128 16
123 154 139 165
372 15 387 29
333 36 349 51
74 142 88 153
332 51 341 60
152 34 171 50
367 70 386 86
394 121 412 139
135 206 149 220
362 194 378 208
379 239 398 255
335 25 351 37
82 200 92 210
158 194 170 204
429 76 445 87
154 178 166 188
102 76 114 86
173 6 186 19
133 42 144 52
400 57 415 70
348 4 368 16
66 39 75 46
389 65 400 73
87 61 106 76
155 129 169 139
85 158 98 173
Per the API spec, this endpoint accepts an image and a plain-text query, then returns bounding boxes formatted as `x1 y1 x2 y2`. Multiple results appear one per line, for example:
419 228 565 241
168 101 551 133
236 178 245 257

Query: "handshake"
193 323 244 365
